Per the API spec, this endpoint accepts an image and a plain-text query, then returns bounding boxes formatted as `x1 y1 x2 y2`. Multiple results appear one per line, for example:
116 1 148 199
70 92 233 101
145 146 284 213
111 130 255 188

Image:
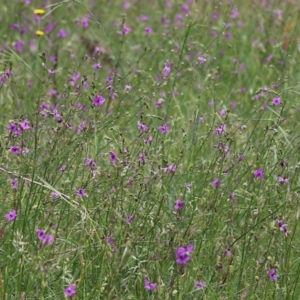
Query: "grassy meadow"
1 0 300 299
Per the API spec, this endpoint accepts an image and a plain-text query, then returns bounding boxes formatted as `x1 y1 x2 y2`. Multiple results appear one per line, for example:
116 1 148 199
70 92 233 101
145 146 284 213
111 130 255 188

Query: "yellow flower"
36 30 44 36
34 9 45 15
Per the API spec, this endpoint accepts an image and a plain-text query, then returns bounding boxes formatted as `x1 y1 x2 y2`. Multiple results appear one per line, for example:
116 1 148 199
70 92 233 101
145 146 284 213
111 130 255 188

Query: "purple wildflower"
216 124 226 136
198 56 206 64
174 199 184 210
253 169 264 179
176 244 194 264
125 214 135 224
268 269 277 281
119 24 130 35
36 229 53 245
144 279 157 291
10 146 21 154
64 285 76 297
144 27 153 35
144 135 153 144
57 29 68 38
10 178 18 189
92 63 102 70
19 120 31 131
76 188 87 197
162 63 171 78
92 95 105 106
278 220 289 236
109 151 117 164
194 281 206 289
211 178 221 188
162 164 177 173
137 121 148 133
277 176 288 183
158 124 169 134
5 209 17 221
272 97 281 106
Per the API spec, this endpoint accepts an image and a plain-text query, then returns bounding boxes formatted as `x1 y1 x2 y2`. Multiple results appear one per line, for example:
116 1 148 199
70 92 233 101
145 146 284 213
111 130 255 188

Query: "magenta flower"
76 188 87 197
278 220 289 236
10 145 21 154
158 124 169 134
19 120 31 131
144 27 153 35
162 63 171 78
36 229 53 245
85 158 96 168
194 281 206 289
57 29 68 38
144 135 153 144
253 169 264 179
162 164 177 173
125 214 135 224
92 63 102 70
109 151 117 164
198 56 206 64
5 209 17 221
144 279 157 291
176 244 194 264
137 121 148 133
64 285 76 297
216 124 226 136
93 95 105 106
278 176 288 183
174 199 184 210
119 24 130 35
10 178 18 189
272 97 281 106
124 84 132 91
268 269 277 281
211 178 221 188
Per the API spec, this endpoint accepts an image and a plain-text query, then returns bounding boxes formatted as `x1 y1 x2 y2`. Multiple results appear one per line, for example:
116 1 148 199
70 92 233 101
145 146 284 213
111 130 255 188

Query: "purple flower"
19 120 31 131
10 178 18 189
216 124 226 136
109 151 117 164
10 145 21 154
253 169 264 179
137 121 148 133
194 281 206 289
92 63 102 70
144 27 153 35
144 279 157 291
162 63 171 78
125 84 132 91
174 199 184 210
125 214 135 224
57 29 68 38
272 97 281 106
36 229 53 245
158 124 169 134
198 56 206 64
119 24 130 35
85 158 96 168
278 176 288 183
278 220 289 236
92 95 105 106
176 244 194 264
64 285 76 297
76 188 87 197
211 178 221 188
268 269 277 281
162 164 177 173
144 135 153 144
13 40 25 53
5 209 17 221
